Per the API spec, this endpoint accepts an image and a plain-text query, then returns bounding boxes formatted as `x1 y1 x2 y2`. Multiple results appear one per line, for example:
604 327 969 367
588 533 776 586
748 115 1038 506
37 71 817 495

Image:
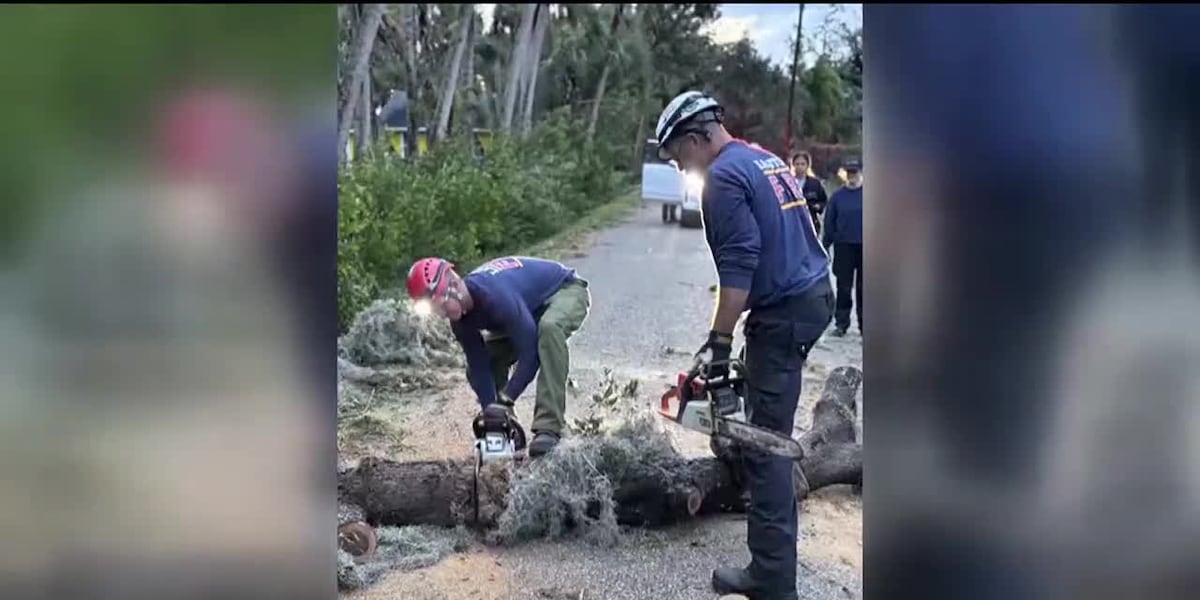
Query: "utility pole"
785 4 806 158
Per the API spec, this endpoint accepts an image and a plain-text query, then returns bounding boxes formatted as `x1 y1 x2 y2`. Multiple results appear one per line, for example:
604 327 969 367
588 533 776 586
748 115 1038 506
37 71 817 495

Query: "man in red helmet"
406 256 591 457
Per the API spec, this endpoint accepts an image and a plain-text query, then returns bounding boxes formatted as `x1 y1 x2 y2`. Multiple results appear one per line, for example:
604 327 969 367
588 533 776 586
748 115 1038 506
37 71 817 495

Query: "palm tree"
338 4 386 163
434 4 474 142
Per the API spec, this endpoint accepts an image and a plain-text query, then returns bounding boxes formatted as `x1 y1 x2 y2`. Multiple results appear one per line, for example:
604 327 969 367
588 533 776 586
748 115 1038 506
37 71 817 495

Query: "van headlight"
684 172 705 197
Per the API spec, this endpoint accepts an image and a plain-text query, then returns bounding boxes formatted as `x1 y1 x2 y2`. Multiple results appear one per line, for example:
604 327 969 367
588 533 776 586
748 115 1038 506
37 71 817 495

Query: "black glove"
696 330 733 379
474 395 526 450
496 390 516 408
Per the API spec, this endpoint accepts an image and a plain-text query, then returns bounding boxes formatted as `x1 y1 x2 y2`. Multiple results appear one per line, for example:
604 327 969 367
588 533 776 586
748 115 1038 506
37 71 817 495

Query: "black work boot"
832 326 848 337
527 431 560 458
712 567 797 600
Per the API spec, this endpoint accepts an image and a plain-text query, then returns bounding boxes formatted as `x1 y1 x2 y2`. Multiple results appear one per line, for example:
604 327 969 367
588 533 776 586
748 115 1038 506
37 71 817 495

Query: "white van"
641 139 704 228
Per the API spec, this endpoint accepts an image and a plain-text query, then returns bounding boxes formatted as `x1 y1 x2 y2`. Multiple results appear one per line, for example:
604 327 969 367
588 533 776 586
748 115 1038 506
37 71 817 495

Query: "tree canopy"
339 3 863 164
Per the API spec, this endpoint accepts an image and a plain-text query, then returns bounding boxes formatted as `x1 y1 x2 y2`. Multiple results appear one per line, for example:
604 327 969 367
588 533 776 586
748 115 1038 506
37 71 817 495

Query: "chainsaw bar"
658 386 805 460
714 416 804 460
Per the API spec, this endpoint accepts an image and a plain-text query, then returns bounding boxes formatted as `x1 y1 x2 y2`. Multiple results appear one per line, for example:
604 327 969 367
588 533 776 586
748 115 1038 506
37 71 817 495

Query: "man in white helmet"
656 91 834 600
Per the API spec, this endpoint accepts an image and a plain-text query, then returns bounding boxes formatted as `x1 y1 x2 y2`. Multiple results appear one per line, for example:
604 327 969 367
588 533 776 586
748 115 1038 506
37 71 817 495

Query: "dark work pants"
741 278 834 597
832 242 863 331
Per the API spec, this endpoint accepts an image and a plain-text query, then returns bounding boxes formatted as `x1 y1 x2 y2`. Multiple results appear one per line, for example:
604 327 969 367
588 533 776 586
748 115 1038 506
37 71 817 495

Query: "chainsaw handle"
682 356 743 397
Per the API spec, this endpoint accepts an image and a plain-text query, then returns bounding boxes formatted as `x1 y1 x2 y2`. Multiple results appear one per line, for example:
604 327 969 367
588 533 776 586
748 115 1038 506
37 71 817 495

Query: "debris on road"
337 525 474 592
339 298 463 369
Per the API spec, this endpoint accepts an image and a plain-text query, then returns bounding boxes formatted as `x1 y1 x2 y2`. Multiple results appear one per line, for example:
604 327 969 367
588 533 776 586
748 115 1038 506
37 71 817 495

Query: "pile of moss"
338 298 462 369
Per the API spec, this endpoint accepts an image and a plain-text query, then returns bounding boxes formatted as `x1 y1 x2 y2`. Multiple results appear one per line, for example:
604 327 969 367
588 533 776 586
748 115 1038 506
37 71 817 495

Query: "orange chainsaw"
658 355 805 460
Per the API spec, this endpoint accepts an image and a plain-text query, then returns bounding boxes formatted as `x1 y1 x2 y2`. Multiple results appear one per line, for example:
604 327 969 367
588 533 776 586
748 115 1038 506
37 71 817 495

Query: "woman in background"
790 150 829 236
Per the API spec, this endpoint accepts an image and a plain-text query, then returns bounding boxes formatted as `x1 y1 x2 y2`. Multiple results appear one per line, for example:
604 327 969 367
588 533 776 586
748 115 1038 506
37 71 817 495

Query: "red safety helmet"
406 257 456 301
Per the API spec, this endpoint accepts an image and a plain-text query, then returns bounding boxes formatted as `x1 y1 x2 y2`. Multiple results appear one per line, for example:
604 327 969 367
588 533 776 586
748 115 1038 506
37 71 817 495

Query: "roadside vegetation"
337 4 863 330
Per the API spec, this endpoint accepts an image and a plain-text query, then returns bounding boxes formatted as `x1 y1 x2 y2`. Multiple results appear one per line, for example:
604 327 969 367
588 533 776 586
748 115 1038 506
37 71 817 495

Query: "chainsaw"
469 402 526 523
471 402 526 464
658 355 804 460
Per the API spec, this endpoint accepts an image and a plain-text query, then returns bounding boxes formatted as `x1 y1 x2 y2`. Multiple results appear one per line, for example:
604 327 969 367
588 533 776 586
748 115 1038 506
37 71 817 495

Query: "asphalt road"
502 202 864 600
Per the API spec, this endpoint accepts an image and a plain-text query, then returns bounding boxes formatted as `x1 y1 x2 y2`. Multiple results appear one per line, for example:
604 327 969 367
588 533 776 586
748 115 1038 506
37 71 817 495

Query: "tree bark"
586 4 623 145
337 4 386 164
629 13 654 173
355 2 374 154
795 365 862 499
519 4 551 136
785 4 806 156
514 5 543 125
501 3 537 133
797 443 861 499
629 83 651 173
434 5 474 143
358 69 373 155
799 365 861 452
339 450 743 532
462 12 476 92
339 367 864 533
459 14 478 138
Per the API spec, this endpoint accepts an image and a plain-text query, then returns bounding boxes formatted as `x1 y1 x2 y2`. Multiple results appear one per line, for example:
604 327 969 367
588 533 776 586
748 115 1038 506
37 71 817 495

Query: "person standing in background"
790 150 829 236
822 158 864 337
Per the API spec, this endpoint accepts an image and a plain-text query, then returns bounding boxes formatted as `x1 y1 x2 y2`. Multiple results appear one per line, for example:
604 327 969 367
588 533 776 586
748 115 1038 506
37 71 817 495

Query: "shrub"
338 118 628 331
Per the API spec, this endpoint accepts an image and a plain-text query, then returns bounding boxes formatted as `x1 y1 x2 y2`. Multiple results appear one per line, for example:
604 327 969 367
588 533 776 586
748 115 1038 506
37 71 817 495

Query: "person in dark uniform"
822 158 864 336
655 91 834 600
790 150 829 236
406 255 591 458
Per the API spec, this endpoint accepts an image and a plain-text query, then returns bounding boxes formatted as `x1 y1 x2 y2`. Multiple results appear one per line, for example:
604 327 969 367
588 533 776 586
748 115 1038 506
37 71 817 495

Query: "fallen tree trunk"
339 366 863 534
800 365 862 452
797 443 862 500
340 457 514 529
339 452 741 531
795 365 863 500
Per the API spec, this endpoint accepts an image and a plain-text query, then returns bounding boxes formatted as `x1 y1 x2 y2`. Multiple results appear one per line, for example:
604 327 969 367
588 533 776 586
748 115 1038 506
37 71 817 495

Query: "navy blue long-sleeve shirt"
822 185 864 246
701 141 830 310
450 256 576 406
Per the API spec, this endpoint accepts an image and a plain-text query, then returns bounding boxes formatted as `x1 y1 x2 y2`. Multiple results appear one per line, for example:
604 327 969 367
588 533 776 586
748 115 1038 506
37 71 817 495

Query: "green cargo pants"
485 279 591 435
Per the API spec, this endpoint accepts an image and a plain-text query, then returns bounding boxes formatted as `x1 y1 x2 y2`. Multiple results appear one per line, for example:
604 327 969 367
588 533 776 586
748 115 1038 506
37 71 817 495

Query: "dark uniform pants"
832 242 863 331
741 277 834 597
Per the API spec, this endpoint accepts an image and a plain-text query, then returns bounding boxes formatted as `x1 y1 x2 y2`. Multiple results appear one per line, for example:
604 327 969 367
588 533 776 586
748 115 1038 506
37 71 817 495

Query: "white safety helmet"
654 91 723 161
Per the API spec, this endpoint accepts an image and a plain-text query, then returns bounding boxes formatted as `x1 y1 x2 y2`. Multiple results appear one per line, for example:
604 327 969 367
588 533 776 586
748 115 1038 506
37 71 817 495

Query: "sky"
474 4 863 68
707 4 862 67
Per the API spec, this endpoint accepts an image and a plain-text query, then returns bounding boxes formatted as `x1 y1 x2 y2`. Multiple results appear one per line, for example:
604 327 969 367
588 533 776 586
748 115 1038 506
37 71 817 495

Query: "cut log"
338 522 378 561
338 367 864 532
609 453 744 527
339 456 512 529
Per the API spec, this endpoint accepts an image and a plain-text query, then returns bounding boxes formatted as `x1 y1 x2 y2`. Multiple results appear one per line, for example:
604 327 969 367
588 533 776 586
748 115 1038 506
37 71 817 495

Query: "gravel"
501 203 864 599
503 516 861 600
